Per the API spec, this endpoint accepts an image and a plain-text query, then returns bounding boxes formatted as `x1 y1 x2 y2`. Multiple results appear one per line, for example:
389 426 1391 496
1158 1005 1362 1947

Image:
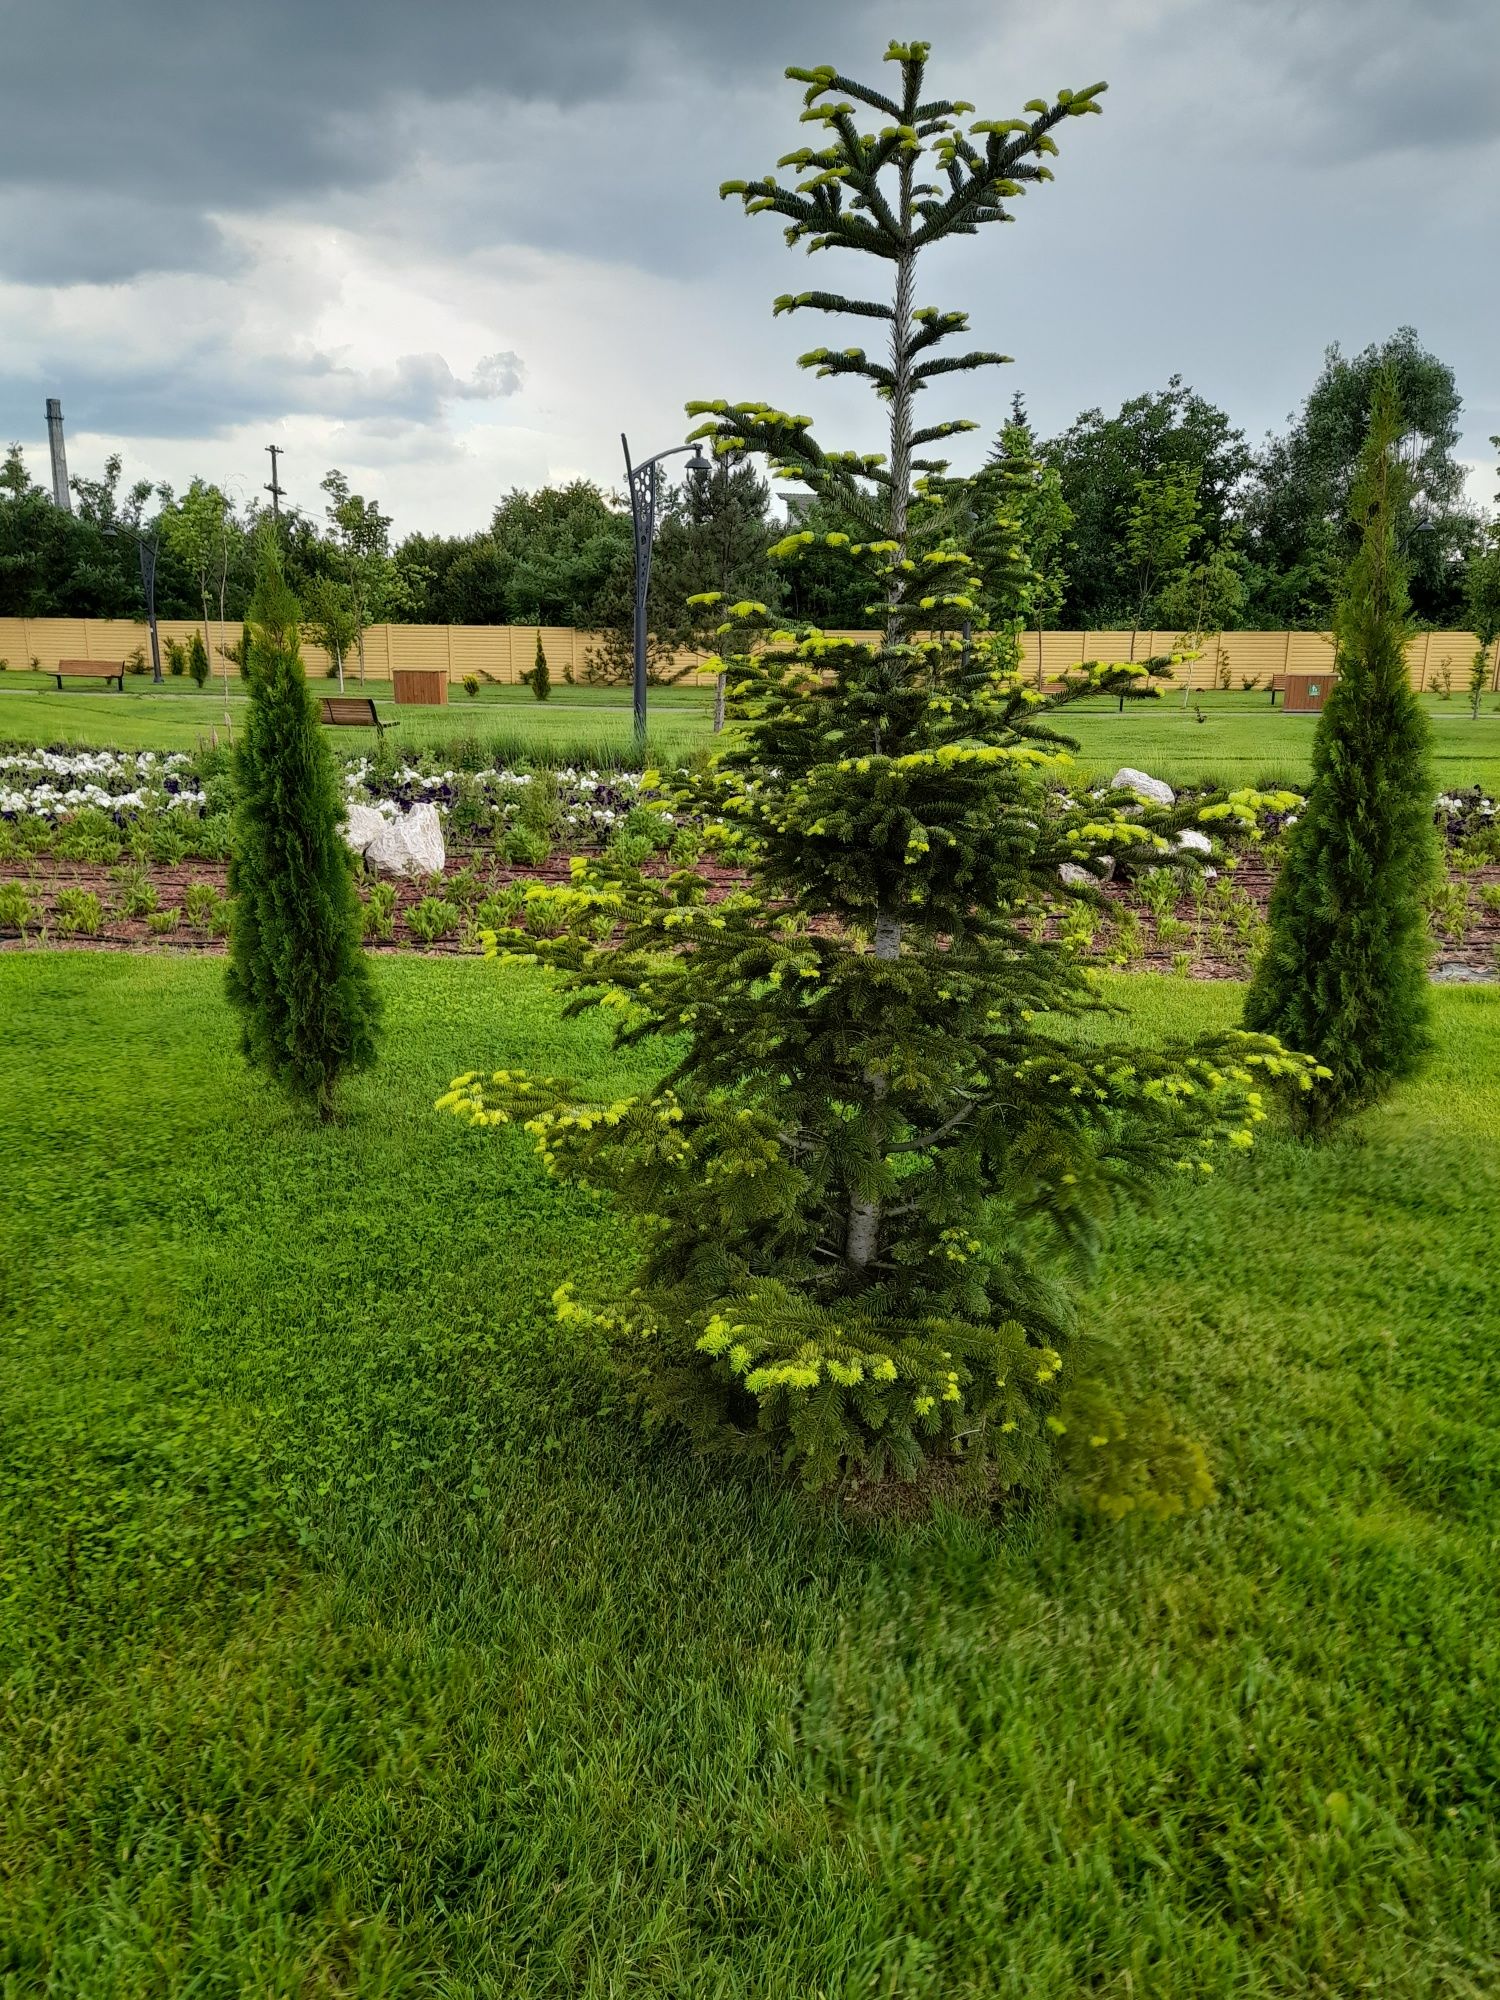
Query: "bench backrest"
56 659 122 675
320 696 379 725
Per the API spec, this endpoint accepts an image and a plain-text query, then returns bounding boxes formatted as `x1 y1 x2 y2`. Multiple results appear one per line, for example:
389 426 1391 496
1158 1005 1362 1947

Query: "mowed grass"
3 676 1499 790
0 674 716 760
1060 687 1500 793
2 953 1497 1997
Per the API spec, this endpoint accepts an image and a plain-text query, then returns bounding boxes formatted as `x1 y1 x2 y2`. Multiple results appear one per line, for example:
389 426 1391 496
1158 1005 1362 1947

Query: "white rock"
1058 863 1101 889
1174 828 1212 854
1111 766 1175 806
364 802 445 879
343 803 387 858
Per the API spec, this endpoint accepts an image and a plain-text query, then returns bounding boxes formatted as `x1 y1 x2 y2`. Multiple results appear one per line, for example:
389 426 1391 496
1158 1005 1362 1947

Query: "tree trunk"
713 671 726 732
845 910 902 1273
356 628 366 686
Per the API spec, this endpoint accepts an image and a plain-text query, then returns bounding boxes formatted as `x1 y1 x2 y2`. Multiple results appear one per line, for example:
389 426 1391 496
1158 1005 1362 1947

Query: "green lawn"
0 674 716 760
3 677 1498 790
3 954 1498 1996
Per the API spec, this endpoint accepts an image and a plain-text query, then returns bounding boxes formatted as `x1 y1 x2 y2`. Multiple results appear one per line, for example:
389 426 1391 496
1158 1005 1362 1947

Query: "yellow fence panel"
2 617 1489 693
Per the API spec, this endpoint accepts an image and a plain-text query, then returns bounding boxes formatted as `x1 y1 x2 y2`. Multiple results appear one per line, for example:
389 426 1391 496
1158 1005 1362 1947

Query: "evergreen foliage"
445 42 1317 1503
1244 379 1439 1133
525 630 552 701
226 541 381 1121
186 630 210 688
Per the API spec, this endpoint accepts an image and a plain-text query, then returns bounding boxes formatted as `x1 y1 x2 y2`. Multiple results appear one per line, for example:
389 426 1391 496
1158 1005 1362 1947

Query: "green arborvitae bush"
226 542 381 1120
187 630 210 688
526 631 551 701
165 636 187 677
1244 378 1440 1134
443 41 1316 1507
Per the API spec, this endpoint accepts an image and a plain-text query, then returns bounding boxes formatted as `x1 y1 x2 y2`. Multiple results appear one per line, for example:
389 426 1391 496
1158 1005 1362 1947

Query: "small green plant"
462 674 481 698
0 881 38 936
1240 675 1261 692
501 824 551 868
123 645 149 676
184 881 230 934
130 816 189 867
516 769 561 840
165 636 187 678
54 808 123 865
1107 906 1146 967
187 631 211 688
112 864 158 918
1426 878 1472 946
610 803 673 858
1477 882 1500 917
405 896 461 946
1156 914 1191 948
524 631 551 701
669 826 705 869
360 880 398 941
1171 950 1192 976
53 887 104 936
443 864 487 910
1137 867 1182 926
1432 658 1453 699
147 907 181 934
472 887 525 934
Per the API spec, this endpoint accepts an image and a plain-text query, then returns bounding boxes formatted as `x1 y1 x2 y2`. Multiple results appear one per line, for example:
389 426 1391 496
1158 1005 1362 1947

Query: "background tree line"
1 326 1493 661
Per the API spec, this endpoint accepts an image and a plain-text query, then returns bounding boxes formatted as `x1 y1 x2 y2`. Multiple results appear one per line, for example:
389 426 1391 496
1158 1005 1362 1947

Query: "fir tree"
444 42 1315 1505
186 629 210 688
227 541 381 1121
1244 377 1439 1133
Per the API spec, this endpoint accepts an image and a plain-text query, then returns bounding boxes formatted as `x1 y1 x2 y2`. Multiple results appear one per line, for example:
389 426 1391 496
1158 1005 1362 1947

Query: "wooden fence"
2 616 1496 694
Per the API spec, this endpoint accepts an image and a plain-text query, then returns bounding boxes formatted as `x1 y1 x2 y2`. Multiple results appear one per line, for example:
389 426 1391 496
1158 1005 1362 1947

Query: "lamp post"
622 435 712 743
105 520 164 682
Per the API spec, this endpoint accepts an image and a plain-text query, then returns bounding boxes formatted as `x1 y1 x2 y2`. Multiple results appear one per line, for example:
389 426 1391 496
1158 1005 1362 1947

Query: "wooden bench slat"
319 696 393 733
54 659 125 689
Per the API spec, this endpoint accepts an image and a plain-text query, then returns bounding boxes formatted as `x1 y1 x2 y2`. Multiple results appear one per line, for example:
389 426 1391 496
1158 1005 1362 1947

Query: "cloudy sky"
1 0 1496 535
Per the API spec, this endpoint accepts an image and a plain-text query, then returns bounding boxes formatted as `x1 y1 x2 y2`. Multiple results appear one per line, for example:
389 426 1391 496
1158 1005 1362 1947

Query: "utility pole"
264 444 285 520
45 398 72 513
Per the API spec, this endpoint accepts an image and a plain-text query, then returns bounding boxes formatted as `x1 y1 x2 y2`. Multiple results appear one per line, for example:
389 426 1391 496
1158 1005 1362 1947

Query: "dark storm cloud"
0 0 881 279
0 344 522 441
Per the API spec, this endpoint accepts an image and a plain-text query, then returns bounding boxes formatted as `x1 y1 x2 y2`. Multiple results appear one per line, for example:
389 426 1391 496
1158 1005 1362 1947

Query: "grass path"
2 955 1497 1996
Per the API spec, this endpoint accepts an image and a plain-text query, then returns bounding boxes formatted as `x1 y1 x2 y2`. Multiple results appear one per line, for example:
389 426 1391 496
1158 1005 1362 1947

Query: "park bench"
1268 673 1292 705
319 695 395 736
53 659 124 690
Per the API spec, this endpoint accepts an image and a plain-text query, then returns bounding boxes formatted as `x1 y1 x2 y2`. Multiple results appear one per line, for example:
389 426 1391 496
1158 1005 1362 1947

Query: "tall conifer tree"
227 541 380 1120
446 42 1314 1506
1244 377 1438 1132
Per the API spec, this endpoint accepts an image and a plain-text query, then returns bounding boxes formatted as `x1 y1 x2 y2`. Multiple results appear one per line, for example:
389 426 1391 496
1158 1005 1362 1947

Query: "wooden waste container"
392 667 448 706
1282 672 1334 713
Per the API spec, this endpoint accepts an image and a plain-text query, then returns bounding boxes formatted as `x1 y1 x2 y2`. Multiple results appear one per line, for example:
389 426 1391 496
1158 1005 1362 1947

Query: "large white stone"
364 803 446 879
1174 827 1213 854
1058 863 1099 889
1111 766 1176 806
343 803 387 858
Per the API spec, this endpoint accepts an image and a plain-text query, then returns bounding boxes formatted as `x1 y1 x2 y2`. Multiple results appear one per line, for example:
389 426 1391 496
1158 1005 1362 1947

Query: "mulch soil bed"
4 849 1498 980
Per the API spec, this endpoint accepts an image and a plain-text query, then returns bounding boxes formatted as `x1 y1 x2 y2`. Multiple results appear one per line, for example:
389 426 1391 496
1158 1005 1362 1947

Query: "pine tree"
1244 377 1439 1133
227 541 381 1121
444 42 1315 1506
186 630 210 688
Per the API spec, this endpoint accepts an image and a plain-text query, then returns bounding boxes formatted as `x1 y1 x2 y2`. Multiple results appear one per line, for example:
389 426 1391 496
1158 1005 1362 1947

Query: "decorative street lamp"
622 435 713 743
105 520 165 683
